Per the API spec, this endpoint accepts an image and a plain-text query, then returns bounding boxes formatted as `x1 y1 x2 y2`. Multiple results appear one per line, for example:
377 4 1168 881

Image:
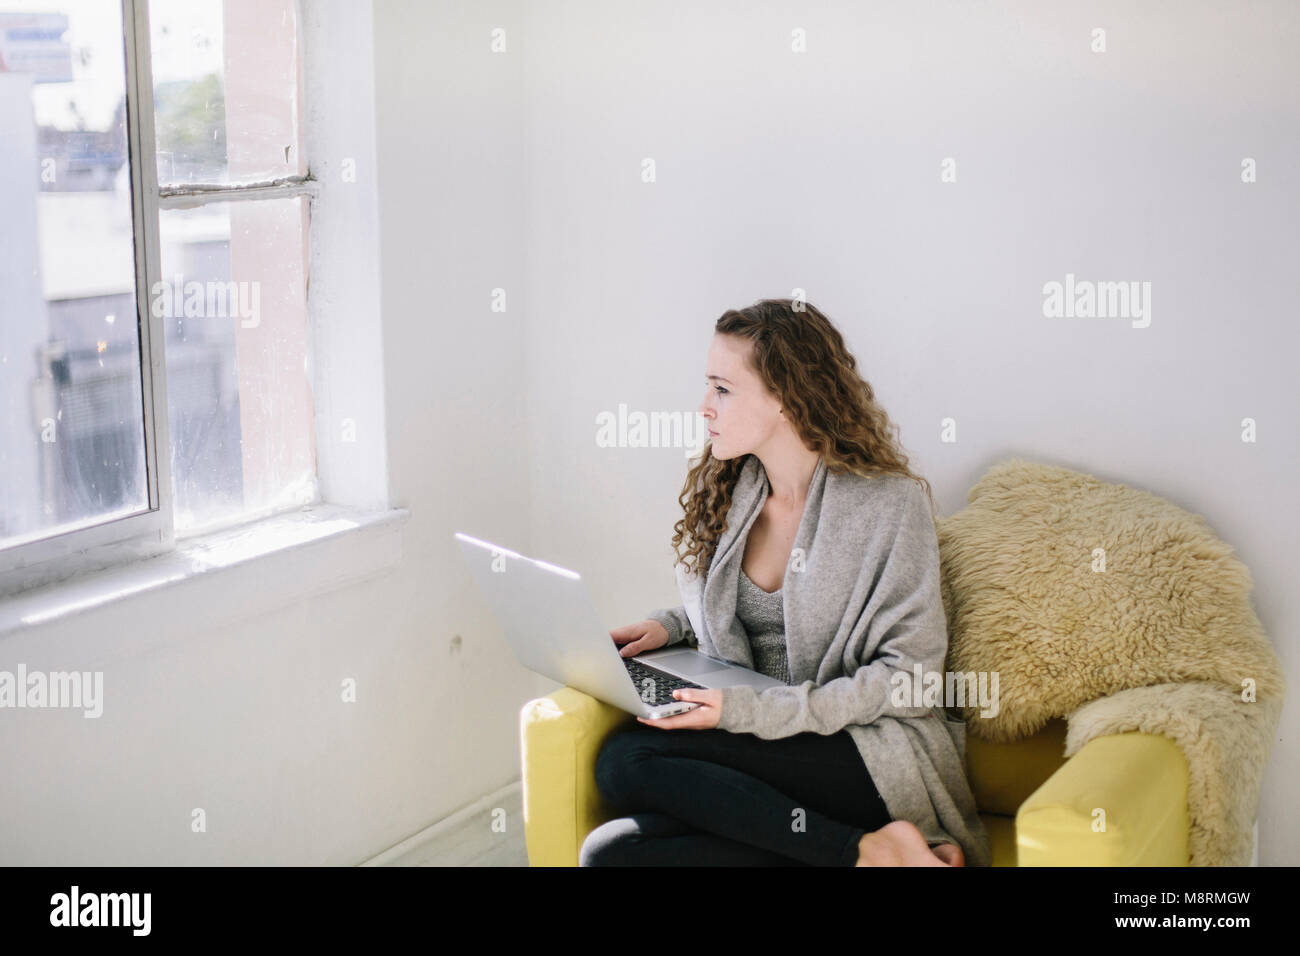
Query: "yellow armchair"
519 687 1190 866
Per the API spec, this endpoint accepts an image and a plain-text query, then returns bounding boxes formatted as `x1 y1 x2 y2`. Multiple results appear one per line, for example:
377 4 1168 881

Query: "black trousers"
580 721 893 866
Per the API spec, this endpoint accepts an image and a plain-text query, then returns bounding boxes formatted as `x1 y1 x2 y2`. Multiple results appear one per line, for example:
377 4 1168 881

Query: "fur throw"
937 458 1284 865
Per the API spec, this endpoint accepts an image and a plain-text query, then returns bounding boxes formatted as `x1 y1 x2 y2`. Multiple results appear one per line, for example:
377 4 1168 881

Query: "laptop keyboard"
622 656 705 706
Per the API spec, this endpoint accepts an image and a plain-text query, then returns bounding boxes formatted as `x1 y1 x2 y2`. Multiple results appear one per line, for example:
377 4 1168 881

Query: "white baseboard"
360 779 527 866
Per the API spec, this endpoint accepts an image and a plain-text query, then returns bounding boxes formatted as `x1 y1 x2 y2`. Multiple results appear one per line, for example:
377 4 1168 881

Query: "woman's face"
698 333 784 461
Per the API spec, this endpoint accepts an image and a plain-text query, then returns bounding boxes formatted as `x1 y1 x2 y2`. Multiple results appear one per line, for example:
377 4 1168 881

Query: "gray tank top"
736 568 791 685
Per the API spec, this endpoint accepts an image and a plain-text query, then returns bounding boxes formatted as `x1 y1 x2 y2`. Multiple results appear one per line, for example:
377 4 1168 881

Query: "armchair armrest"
520 687 636 866
1016 731 1189 866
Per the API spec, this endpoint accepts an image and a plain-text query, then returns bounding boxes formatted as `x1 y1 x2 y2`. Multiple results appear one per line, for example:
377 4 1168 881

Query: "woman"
579 298 991 867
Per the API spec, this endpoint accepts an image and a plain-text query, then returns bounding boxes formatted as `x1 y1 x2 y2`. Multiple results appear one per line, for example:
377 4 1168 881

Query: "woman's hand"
610 619 671 657
611 622 722 728
637 688 723 730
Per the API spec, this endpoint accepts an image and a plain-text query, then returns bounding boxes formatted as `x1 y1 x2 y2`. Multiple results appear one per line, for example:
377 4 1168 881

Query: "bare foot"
930 842 965 866
855 821 954 867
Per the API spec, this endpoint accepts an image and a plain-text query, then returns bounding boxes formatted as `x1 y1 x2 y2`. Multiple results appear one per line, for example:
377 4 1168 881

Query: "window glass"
150 0 304 187
0 1 149 551
158 197 316 534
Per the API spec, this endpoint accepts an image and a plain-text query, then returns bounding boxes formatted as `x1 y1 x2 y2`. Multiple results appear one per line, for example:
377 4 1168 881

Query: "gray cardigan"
648 454 992 867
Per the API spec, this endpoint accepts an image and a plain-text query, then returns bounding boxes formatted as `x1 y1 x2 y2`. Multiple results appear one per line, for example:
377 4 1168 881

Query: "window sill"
0 504 410 640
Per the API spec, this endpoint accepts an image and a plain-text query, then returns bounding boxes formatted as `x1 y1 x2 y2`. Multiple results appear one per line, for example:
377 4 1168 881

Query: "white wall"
2 0 1294 866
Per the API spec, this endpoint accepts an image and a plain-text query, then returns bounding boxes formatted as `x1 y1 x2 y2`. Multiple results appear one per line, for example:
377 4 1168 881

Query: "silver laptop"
454 531 786 720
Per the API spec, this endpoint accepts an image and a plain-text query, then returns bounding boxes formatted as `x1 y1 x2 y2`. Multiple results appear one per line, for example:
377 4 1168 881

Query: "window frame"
0 0 320 597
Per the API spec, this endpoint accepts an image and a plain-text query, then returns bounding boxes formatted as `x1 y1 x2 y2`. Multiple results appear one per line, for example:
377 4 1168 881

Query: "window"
1 0 319 596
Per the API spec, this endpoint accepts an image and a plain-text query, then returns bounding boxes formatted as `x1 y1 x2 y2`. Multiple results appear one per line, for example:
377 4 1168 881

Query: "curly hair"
670 298 936 577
